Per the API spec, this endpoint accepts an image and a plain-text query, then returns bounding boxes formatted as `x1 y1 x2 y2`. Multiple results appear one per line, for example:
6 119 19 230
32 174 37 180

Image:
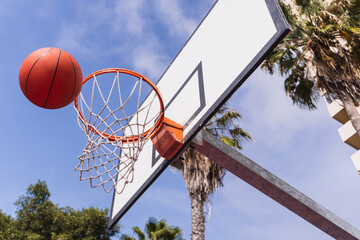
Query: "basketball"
19 47 83 109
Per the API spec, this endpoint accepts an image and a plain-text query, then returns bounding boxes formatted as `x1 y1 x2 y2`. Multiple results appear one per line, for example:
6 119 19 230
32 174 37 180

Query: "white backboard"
109 0 290 228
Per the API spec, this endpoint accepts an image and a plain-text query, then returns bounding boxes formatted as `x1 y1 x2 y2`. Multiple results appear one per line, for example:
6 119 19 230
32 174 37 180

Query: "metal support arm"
192 130 360 240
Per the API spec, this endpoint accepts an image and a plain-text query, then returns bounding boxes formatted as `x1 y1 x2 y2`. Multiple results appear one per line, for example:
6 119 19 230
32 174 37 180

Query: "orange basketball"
19 47 83 109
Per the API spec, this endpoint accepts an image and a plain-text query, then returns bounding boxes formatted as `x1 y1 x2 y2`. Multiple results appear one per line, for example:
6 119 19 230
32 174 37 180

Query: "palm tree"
175 104 252 240
262 0 360 138
120 217 183 240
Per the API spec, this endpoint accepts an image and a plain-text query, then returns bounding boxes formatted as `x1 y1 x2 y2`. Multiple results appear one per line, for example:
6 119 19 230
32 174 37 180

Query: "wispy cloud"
131 38 168 80
55 23 95 57
234 69 328 152
34 1 56 19
113 0 147 35
53 0 197 75
154 0 197 38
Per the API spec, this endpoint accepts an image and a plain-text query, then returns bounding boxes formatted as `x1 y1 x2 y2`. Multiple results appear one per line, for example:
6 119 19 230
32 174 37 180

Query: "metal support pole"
192 130 360 240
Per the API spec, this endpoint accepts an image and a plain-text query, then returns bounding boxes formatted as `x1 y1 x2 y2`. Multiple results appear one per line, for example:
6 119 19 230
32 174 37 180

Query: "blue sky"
1 0 360 239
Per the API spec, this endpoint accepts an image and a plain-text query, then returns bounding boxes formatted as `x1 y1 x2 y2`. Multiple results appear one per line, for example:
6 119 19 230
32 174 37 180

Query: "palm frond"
295 0 325 15
328 0 352 16
262 0 360 110
230 127 253 142
307 24 336 36
132 226 145 240
120 234 136 240
204 104 252 150
219 137 239 149
283 64 319 110
347 0 360 26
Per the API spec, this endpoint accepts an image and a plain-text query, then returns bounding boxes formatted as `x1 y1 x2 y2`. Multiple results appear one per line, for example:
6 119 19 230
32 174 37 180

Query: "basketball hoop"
74 68 183 193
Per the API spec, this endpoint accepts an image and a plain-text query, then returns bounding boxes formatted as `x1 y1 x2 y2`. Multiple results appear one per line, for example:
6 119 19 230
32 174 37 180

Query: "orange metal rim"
74 68 165 143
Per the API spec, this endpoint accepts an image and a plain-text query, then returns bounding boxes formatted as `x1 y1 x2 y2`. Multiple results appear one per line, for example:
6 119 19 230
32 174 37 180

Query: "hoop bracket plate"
151 117 183 160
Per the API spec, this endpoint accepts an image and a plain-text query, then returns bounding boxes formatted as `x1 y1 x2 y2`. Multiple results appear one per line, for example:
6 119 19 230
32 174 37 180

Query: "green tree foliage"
0 210 25 239
120 217 183 240
263 0 360 109
0 180 120 240
205 104 252 149
15 180 56 239
262 0 360 138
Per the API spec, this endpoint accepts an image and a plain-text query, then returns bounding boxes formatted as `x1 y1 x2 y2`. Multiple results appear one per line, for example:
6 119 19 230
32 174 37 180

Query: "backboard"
109 0 290 228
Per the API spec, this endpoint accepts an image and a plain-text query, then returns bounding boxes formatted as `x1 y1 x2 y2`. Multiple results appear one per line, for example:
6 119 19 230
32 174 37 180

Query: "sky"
1 0 360 239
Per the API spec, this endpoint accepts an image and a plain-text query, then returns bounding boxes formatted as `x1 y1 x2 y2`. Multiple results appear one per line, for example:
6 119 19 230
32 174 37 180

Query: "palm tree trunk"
190 194 205 240
341 95 360 140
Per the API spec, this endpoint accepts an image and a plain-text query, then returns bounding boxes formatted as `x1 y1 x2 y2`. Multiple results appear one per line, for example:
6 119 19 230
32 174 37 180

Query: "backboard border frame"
109 0 291 229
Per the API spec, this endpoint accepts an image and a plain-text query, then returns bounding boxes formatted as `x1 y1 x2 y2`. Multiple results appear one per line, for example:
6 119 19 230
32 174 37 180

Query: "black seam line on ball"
25 47 54 97
43 49 62 108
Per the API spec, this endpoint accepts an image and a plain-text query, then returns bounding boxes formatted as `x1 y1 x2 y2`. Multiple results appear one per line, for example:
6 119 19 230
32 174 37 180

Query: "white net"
75 69 163 193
